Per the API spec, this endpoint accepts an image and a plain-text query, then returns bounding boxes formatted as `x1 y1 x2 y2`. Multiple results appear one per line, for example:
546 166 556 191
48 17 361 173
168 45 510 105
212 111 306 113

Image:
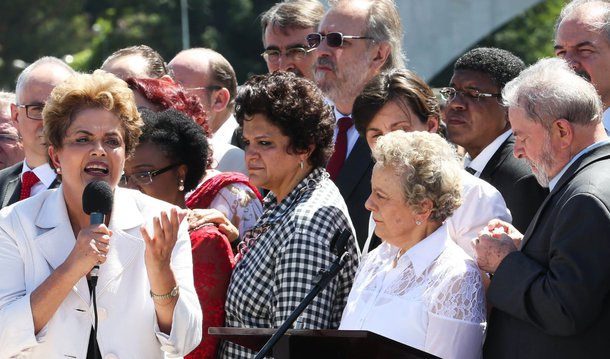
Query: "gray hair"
329 0 406 70
261 0 325 42
503 57 602 128
373 131 462 223
555 0 610 41
15 57 75 104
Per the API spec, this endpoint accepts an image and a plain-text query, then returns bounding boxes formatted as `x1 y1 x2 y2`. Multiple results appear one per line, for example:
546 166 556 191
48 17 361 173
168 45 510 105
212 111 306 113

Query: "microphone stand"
253 250 350 359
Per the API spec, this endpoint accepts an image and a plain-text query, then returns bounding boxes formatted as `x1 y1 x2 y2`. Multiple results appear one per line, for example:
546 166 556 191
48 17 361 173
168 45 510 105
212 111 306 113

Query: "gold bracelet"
150 286 179 301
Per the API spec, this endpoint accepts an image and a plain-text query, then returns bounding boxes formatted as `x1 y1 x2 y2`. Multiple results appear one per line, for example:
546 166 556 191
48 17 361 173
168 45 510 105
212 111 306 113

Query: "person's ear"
553 118 574 149
10 103 20 128
48 145 61 169
211 88 231 113
426 116 440 134
370 42 391 73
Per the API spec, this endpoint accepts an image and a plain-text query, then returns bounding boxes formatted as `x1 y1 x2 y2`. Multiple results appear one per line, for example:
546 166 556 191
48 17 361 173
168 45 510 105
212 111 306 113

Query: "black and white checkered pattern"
218 168 360 358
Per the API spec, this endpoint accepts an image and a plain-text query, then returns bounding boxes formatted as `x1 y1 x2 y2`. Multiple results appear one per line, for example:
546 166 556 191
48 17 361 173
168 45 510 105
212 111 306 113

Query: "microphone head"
82 181 114 215
330 229 351 256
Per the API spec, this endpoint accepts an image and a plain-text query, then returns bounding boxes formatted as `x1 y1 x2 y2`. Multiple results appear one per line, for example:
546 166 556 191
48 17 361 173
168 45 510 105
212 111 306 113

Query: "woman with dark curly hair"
126 77 262 238
217 72 360 358
123 108 258 359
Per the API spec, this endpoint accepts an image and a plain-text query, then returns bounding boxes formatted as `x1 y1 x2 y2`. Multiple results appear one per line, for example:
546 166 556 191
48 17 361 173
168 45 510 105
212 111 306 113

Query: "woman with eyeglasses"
123 108 259 359
0 71 202 358
217 72 360 358
126 77 263 239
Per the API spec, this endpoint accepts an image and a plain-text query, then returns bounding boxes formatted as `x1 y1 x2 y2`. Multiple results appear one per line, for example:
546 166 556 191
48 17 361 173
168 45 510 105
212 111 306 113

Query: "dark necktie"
20 171 40 200
465 166 477 175
326 117 353 181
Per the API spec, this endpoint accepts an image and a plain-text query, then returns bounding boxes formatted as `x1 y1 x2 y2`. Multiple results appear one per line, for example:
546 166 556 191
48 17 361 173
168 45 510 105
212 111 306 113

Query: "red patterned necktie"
20 171 40 200
326 116 353 181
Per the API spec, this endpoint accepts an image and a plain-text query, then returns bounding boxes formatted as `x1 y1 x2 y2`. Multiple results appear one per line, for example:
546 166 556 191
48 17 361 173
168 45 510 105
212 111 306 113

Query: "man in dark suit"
443 47 547 233
474 57 610 358
0 57 74 208
311 0 404 248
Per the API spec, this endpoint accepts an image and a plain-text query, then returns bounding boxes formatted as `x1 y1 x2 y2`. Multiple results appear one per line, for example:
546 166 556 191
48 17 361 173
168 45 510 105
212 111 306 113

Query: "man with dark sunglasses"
443 47 547 233
310 0 404 249
0 57 74 208
260 0 324 81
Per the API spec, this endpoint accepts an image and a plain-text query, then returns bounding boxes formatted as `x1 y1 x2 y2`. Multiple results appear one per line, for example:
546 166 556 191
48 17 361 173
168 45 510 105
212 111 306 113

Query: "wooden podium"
209 327 440 359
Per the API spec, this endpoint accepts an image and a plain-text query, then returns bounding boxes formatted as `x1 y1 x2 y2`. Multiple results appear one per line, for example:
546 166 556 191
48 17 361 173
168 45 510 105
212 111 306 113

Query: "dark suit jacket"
483 143 610 358
0 161 59 209
479 135 548 233
335 137 373 250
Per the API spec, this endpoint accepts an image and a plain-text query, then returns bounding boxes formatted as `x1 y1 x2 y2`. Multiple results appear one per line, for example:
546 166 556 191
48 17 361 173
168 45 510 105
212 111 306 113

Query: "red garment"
185 172 260 358
185 225 235 359
186 172 262 210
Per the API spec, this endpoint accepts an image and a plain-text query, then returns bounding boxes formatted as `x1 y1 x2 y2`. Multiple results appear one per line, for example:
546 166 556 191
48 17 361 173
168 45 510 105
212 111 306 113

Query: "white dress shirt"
21 162 56 197
211 114 238 144
340 224 486 359
463 129 512 176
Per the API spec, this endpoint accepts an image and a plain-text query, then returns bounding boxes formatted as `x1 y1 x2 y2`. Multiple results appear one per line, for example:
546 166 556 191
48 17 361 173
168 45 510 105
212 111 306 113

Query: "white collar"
464 129 512 174
384 223 450 276
21 162 57 188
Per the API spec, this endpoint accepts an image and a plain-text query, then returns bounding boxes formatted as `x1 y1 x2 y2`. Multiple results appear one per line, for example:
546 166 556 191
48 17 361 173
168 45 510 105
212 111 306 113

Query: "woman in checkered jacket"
218 72 360 358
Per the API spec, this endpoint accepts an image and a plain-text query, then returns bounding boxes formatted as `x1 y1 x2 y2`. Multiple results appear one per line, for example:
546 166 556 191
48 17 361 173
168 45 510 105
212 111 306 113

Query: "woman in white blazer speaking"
0 70 202 358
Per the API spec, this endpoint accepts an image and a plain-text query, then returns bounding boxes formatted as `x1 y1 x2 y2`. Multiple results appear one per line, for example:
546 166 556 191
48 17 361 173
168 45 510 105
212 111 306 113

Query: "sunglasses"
306 32 373 48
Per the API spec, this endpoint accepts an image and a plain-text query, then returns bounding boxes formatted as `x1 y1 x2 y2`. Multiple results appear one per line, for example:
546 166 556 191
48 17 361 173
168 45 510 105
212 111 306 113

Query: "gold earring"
178 179 185 192
299 161 304 169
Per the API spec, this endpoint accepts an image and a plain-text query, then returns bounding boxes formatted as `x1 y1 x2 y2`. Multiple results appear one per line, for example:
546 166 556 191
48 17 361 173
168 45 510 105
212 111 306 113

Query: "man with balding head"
310 0 404 248
169 48 246 174
101 44 170 80
555 0 610 133
0 57 75 207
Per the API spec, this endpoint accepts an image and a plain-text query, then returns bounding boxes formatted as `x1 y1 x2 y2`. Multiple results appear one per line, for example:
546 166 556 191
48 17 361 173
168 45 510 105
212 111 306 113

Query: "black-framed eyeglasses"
184 85 223 92
16 103 45 120
439 87 501 102
260 46 315 64
120 163 180 186
306 32 374 48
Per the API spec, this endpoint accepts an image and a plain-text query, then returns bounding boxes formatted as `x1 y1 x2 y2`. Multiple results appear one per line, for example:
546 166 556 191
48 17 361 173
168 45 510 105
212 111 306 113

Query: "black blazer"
0 161 59 209
483 143 610 358
479 135 548 233
335 136 374 250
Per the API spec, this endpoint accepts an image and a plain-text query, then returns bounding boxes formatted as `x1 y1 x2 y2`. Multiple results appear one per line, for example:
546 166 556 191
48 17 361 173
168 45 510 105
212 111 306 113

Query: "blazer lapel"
335 137 373 198
33 188 91 304
520 143 610 249
95 189 145 297
480 136 513 181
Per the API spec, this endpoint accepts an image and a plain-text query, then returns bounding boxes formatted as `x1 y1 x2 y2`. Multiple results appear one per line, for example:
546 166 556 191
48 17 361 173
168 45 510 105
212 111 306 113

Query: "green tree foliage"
0 0 278 91
430 0 566 86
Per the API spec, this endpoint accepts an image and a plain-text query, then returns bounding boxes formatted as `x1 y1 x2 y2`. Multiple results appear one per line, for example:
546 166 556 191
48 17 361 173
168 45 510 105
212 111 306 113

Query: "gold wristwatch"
150 286 179 300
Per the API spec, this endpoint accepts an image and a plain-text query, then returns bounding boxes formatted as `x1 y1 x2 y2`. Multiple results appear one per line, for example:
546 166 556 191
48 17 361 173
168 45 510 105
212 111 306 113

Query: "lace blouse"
340 224 486 359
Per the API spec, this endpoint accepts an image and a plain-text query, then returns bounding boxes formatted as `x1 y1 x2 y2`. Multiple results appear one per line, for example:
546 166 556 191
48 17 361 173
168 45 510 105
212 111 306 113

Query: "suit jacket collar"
521 143 610 248
1 161 23 208
335 136 373 198
33 187 145 304
480 135 515 181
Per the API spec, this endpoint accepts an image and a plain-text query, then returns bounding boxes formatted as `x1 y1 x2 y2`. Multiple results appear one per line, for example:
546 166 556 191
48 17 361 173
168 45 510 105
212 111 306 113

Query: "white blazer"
0 186 202 358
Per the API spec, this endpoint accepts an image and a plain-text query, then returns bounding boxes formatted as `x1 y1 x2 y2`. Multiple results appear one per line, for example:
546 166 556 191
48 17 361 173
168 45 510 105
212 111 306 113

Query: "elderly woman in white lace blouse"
339 131 486 359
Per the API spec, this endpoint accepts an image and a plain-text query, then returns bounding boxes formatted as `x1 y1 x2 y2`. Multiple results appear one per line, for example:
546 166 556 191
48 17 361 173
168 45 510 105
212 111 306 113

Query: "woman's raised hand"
141 207 188 271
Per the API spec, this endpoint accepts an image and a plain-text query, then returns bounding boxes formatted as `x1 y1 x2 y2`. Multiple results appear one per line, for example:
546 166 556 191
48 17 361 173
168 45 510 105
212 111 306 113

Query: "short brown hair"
43 70 142 160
